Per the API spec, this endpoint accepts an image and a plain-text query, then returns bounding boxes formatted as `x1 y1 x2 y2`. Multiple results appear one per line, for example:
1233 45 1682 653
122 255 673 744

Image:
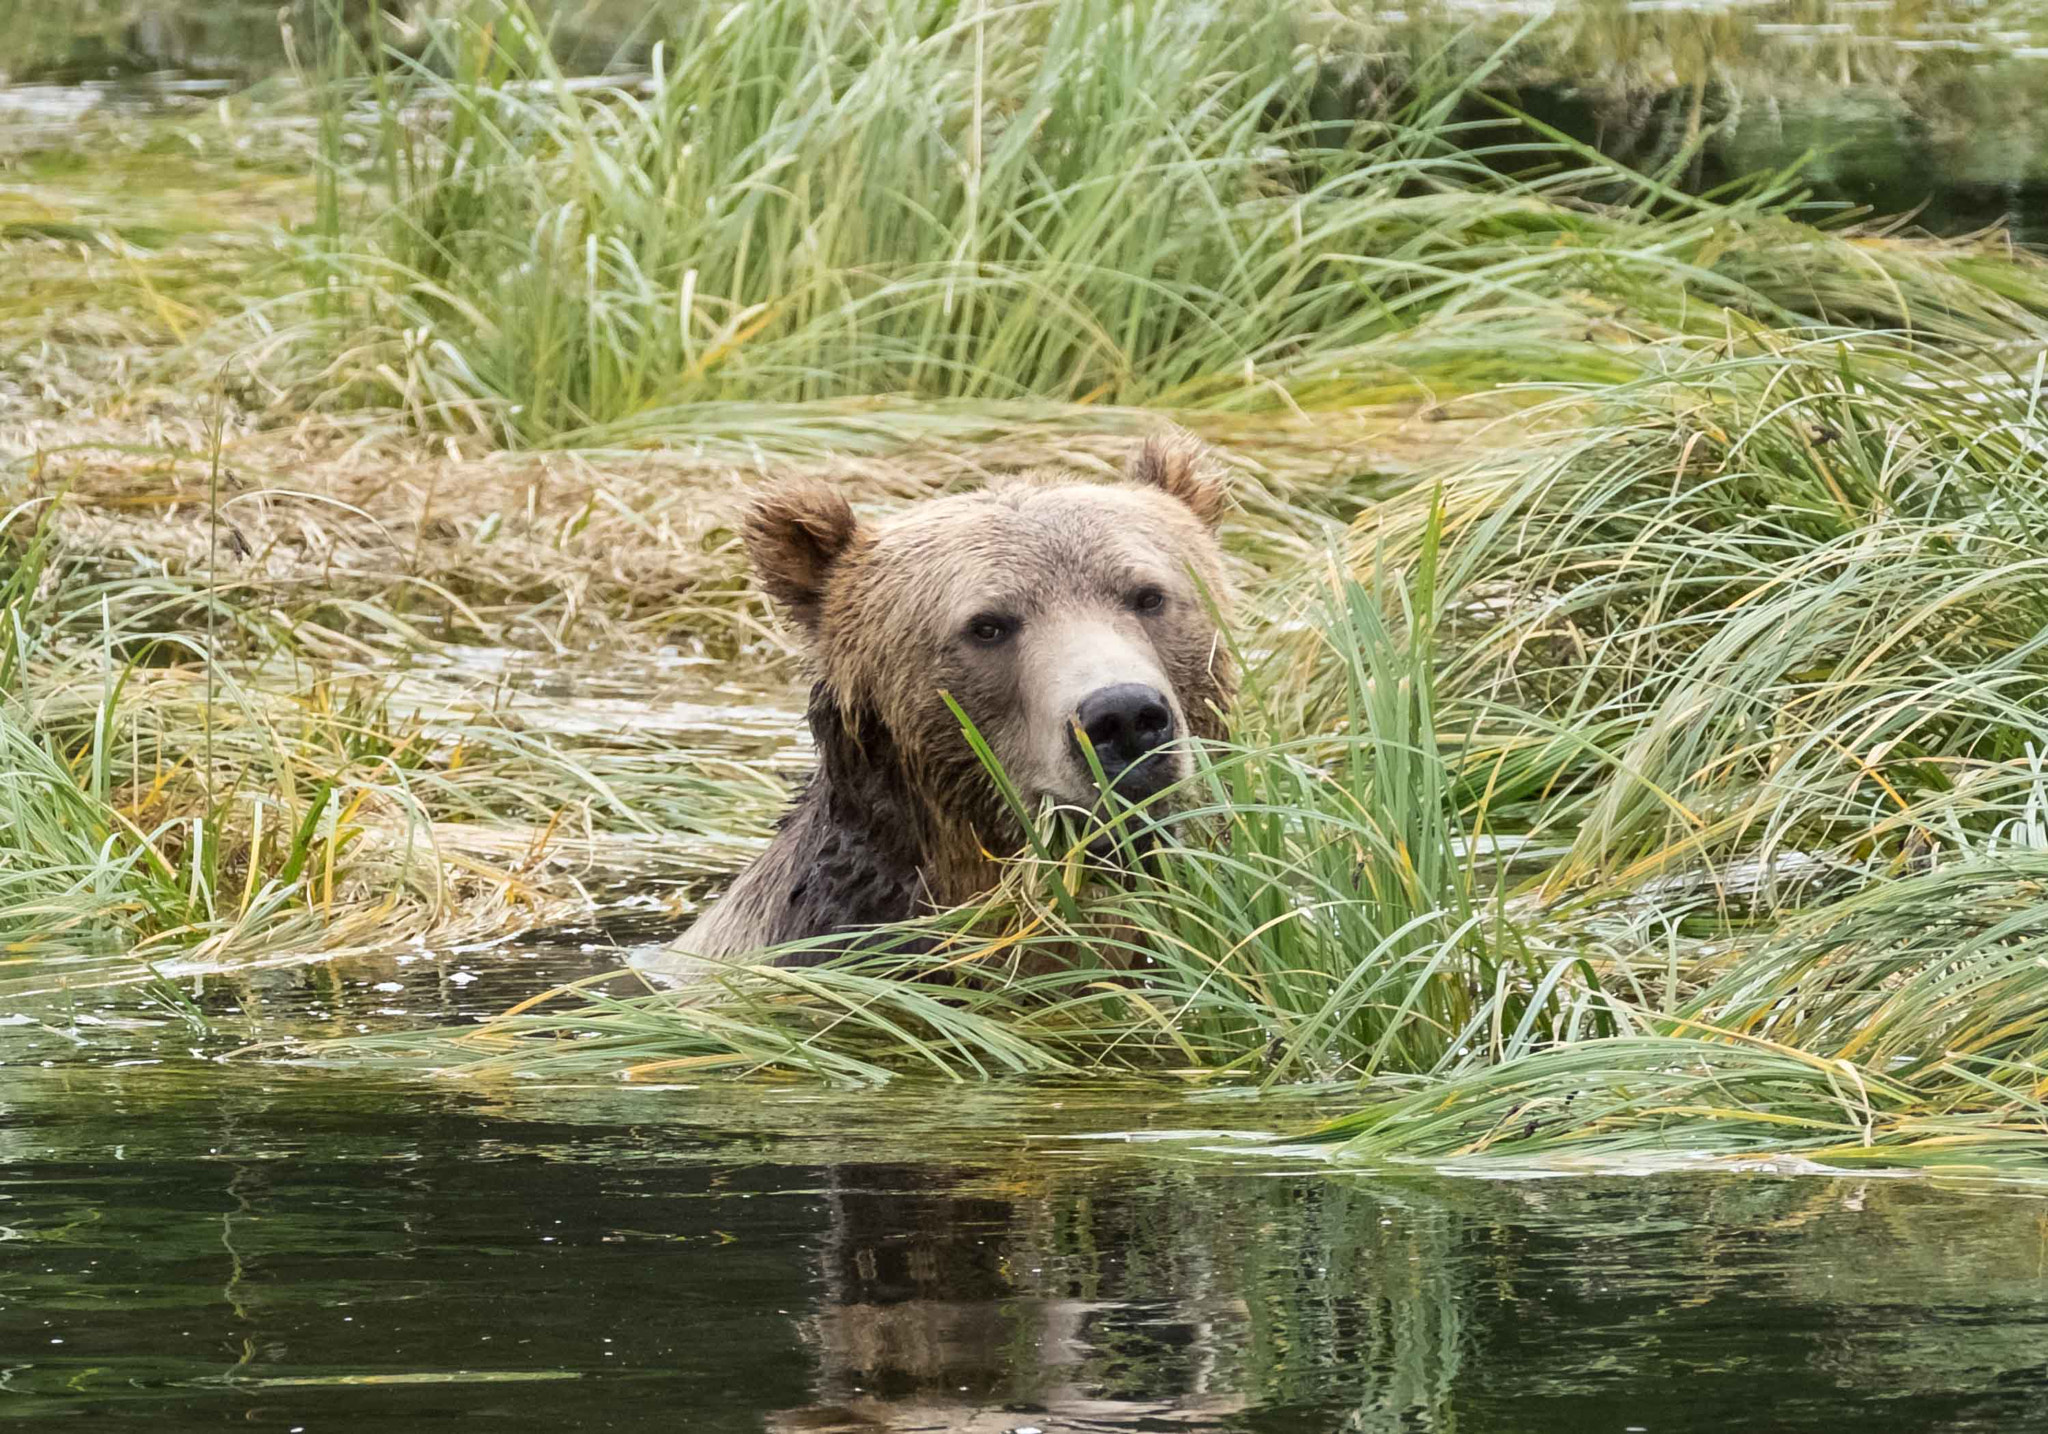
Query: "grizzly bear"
650 431 1235 971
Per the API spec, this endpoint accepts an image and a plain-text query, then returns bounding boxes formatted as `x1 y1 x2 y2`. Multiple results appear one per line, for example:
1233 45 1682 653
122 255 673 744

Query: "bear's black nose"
1071 683 1178 796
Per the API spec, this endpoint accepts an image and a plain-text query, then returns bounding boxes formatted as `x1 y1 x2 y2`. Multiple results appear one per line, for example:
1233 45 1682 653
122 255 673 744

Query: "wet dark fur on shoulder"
751 684 931 963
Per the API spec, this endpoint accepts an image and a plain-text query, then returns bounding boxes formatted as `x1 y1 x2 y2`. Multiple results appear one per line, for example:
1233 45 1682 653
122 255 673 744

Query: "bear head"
745 430 1236 862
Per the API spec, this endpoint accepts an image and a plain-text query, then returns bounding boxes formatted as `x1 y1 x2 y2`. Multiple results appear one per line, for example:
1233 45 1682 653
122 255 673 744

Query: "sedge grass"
265 0 2048 448
1286 330 2048 896
1307 851 2048 1180
1248 331 2048 1179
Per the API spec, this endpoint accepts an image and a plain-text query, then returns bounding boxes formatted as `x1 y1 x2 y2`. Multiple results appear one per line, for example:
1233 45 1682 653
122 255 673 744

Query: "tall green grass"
1004 521 1607 1080
1310 848 2048 1176
1303 333 2048 893
1244 332 2048 1178
272 0 2048 445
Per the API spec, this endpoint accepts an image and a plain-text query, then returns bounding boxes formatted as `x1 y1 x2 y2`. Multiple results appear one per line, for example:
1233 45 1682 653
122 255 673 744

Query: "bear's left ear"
745 481 862 632
1127 427 1227 528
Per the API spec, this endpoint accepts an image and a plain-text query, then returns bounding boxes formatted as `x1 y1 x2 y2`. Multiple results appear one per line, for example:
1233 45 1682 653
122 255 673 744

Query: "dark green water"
5 943 2048 1431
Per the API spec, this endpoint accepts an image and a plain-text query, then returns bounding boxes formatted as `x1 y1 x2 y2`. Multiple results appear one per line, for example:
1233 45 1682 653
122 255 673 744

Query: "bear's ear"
745 482 861 631
1127 427 1227 528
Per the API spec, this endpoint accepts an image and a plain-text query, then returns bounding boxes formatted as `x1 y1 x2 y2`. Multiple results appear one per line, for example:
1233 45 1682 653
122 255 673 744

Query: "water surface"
5 951 2048 1432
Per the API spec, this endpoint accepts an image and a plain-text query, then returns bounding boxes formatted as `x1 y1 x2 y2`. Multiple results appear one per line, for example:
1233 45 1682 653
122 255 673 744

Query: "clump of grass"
1291 331 2048 897
0 499 432 974
268 0 2048 447
1236 331 2048 1179
1308 850 2048 1181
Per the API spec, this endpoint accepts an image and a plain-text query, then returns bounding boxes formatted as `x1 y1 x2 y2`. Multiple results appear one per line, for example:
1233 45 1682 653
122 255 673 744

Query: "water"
5 1038 2048 1430
7 938 2048 1428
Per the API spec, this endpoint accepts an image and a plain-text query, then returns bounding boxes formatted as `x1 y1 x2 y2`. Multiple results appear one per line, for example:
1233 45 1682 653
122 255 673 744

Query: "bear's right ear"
744 482 861 631
1127 426 1228 528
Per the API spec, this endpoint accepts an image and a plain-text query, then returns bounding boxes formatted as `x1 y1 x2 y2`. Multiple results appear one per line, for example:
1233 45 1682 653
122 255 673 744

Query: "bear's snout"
1070 683 1179 799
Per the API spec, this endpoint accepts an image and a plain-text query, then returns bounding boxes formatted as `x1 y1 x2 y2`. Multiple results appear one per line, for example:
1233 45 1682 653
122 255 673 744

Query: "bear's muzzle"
1070 682 1180 802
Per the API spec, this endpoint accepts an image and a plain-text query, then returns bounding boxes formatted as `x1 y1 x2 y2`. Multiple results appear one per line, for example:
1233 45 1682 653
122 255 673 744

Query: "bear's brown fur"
651 430 1235 970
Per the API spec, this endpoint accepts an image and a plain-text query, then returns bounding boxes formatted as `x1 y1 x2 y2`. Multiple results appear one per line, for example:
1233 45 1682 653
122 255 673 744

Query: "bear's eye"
1131 586 1167 615
966 614 1015 646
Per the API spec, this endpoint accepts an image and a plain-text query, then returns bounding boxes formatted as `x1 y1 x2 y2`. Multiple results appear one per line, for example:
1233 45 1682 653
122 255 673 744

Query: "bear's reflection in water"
770 1163 1250 1432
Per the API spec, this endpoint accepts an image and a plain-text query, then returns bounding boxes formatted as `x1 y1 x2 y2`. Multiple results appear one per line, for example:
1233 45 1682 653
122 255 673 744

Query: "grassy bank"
6 0 2048 1180
0 482 758 992
277 0 2048 446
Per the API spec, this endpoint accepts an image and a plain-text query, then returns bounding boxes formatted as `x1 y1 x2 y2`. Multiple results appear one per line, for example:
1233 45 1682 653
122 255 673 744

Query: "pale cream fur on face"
1004 607 1184 809
808 478 1231 809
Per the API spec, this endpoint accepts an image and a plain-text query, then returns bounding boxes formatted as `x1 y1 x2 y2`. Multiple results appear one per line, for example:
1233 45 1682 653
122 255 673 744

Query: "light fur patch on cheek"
1005 693 1077 803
